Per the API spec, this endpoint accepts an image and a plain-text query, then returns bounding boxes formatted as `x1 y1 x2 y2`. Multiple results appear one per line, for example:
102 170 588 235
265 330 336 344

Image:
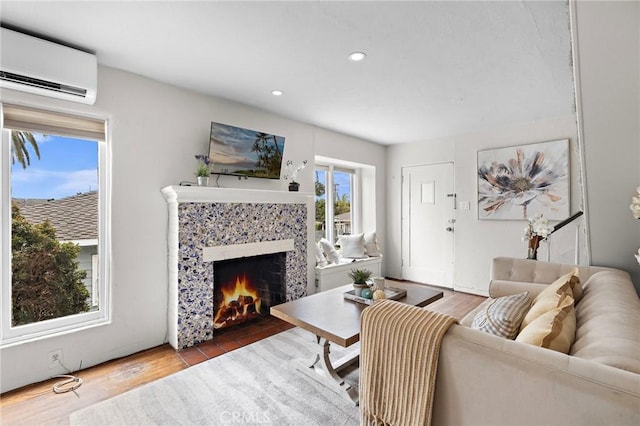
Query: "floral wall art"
477 139 569 220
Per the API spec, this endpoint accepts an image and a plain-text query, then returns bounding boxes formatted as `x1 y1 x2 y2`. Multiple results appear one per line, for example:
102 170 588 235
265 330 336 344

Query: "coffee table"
270 281 443 405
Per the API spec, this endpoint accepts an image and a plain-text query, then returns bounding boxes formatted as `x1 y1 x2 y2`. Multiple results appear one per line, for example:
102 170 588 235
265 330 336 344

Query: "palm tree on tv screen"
252 132 283 176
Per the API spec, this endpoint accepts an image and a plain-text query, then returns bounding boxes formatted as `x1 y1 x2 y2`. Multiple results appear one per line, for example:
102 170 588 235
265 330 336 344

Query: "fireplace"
213 252 286 330
162 185 314 350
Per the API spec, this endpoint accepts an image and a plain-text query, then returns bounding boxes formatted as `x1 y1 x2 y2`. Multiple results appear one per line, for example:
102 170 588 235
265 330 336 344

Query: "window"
315 161 359 244
1 104 110 345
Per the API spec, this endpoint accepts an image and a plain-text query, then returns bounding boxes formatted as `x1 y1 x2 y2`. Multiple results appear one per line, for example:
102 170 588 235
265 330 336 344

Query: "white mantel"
161 185 314 349
161 185 313 204
203 239 295 262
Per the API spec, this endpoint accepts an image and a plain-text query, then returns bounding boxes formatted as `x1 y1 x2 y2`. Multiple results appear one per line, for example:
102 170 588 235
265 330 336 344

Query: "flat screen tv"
208 121 286 179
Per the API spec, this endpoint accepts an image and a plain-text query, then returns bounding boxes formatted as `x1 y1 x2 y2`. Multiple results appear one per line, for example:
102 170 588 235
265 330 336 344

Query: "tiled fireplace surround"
162 186 314 350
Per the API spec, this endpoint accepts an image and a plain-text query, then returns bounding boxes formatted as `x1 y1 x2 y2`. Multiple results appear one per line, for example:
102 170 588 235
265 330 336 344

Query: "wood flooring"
0 280 484 425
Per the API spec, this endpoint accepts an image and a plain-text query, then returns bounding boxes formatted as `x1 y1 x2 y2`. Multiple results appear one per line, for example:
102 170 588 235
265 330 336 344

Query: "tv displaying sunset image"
208 121 286 179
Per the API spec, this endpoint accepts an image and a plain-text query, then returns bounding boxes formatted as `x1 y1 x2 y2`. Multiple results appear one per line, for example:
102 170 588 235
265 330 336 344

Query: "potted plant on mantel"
196 164 210 186
195 154 212 186
348 268 372 297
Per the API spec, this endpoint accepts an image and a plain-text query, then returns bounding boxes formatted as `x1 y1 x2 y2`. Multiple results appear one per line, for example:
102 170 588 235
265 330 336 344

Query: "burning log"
246 303 256 314
238 295 253 305
213 274 262 329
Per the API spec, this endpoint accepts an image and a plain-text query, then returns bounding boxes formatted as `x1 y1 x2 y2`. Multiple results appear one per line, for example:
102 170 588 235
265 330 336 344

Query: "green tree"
334 193 351 216
11 203 89 326
315 172 327 229
315 199 326 223
252 132 283 176
11 130 41 169
315 173 325 197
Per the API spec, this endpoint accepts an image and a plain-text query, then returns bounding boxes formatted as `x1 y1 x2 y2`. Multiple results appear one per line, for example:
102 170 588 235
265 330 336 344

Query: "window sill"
1 316 111 349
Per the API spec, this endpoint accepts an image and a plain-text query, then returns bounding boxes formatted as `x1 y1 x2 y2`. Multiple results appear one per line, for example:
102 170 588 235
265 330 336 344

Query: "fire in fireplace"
213 274 261 328
212 252 286 330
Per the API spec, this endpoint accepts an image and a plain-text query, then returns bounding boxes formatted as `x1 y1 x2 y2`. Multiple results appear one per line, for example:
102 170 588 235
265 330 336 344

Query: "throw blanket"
360 300 457 426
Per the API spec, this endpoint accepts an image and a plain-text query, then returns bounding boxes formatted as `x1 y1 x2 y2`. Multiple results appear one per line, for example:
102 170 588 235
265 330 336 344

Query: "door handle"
446 227 454 232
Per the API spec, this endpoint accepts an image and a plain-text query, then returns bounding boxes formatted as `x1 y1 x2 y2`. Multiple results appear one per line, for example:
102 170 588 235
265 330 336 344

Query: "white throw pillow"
363 231 381 257
339 233 367 258
318 238 341 264
315 242 328 267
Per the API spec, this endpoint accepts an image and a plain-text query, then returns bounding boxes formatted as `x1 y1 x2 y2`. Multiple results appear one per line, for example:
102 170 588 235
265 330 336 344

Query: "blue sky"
315 169 351 202
11 133 98 199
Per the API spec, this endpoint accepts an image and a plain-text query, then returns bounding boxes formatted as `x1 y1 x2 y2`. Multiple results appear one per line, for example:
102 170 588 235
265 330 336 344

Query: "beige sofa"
361 257 640 425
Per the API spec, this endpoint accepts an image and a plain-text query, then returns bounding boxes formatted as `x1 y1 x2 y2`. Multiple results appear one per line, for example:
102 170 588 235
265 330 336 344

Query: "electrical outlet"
48 349 63 369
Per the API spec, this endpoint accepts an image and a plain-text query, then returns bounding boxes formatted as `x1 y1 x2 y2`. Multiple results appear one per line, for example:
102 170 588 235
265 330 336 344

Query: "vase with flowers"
283 159 307 191
523 214 553 260
195 154 212 186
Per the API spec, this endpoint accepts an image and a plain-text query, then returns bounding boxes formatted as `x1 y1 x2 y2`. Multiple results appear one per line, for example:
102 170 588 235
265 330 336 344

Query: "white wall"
387 115 583 295
386 1 640 295
385 137 455 280
573 0 640 290
0 65 386 392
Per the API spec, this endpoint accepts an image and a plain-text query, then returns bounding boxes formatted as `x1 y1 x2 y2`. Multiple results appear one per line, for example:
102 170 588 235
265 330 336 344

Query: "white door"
401 162 454 288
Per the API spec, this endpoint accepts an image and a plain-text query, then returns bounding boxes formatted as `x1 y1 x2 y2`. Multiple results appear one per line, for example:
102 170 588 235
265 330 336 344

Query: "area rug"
70 328 360 425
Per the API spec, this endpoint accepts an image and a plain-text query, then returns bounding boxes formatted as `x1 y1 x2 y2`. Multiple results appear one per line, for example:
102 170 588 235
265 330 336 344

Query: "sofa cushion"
338 233 367 258
516 294 576 354
489 280 550 299
459 298 488 327
571 271 640 374
520 269 578 331
471 292 531 339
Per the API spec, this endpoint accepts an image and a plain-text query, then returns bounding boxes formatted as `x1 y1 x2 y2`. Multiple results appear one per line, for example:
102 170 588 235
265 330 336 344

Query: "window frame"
315 160 361 244
0 104 111 347
91 253 99 308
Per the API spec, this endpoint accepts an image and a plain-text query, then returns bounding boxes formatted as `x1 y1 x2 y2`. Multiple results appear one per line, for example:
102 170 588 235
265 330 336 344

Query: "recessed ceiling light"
348 51 367 62
271 90 283 96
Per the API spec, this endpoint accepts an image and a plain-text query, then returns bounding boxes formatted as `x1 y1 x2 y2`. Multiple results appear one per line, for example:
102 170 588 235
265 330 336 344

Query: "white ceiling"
0 1 575 145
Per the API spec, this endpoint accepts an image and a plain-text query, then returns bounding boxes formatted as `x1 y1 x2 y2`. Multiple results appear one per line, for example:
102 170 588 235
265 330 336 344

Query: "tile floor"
176 315 295 367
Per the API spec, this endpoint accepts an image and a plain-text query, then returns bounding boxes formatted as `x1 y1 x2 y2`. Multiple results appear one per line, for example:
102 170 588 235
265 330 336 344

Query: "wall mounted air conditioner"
0 28 97 105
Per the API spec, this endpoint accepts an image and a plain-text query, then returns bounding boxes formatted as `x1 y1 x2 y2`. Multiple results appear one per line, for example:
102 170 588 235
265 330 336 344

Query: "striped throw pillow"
472 292 531 339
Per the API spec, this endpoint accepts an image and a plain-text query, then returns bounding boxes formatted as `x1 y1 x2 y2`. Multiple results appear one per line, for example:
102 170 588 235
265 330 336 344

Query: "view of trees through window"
315 167 353 244
9 130 99 327
315 169 327 239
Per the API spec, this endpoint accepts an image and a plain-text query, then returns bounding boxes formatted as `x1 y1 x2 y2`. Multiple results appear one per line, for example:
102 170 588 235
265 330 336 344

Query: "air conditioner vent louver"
0 71 87 98
0 28 97 105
